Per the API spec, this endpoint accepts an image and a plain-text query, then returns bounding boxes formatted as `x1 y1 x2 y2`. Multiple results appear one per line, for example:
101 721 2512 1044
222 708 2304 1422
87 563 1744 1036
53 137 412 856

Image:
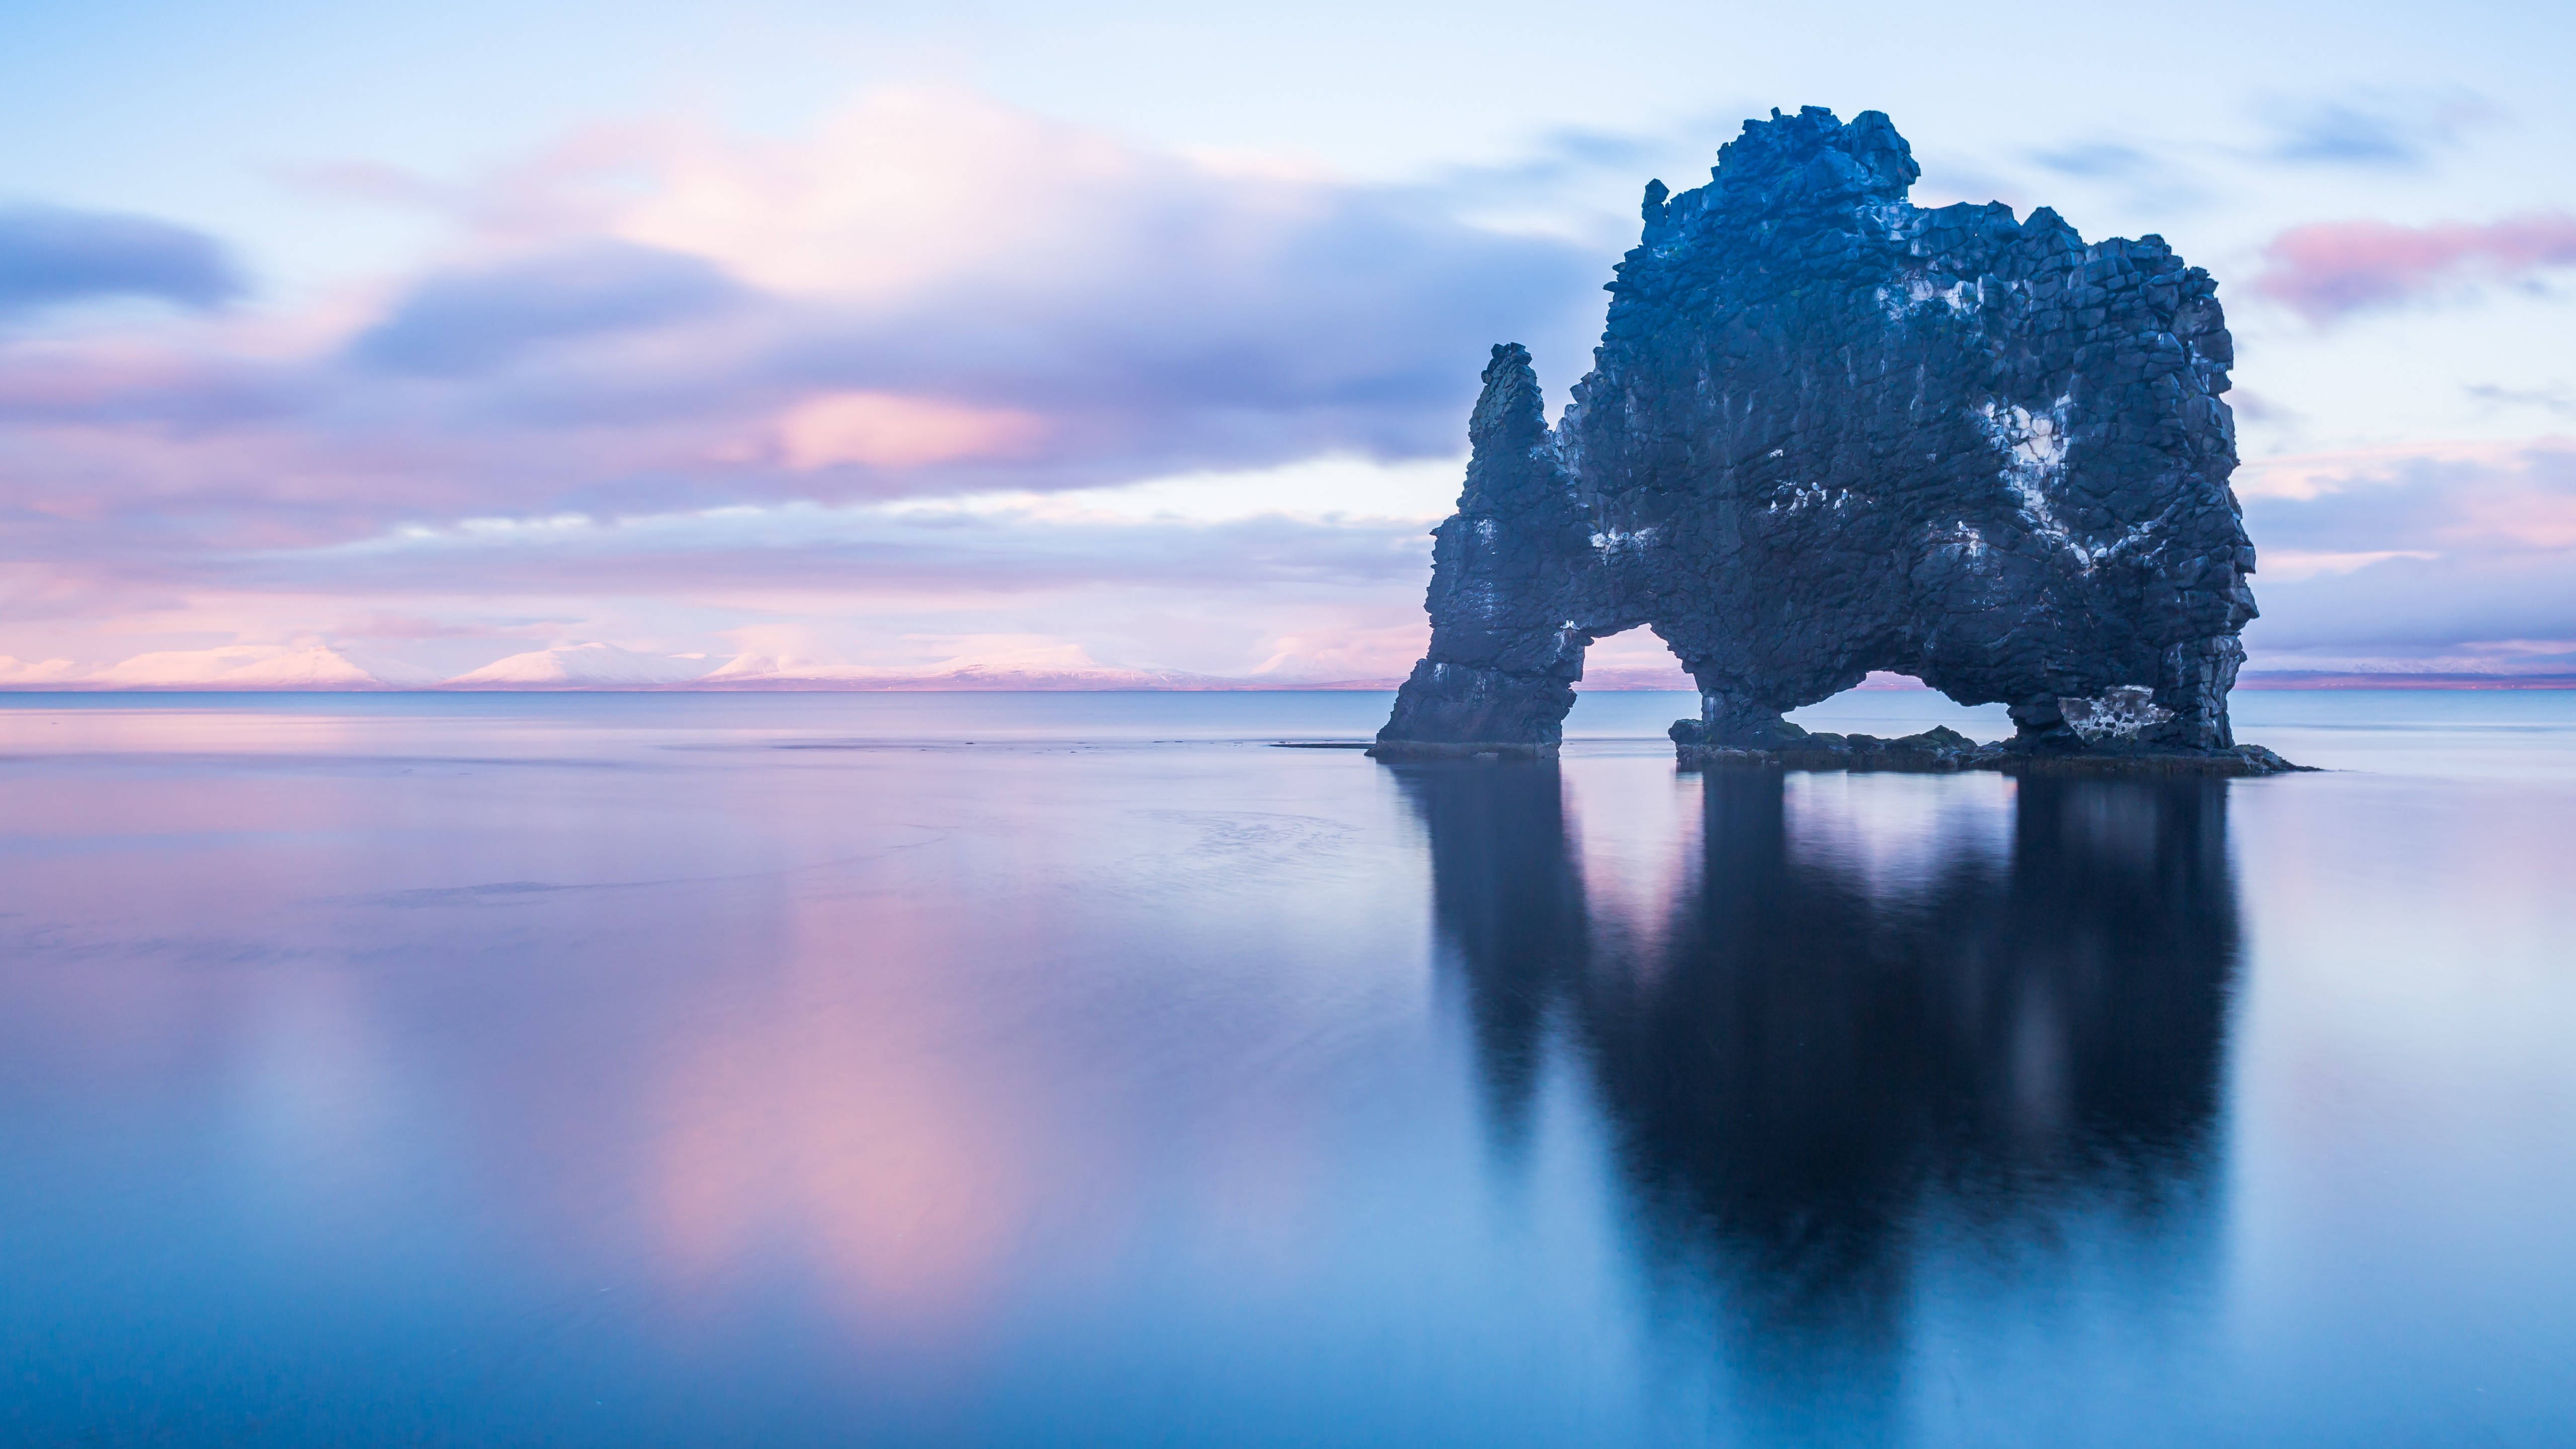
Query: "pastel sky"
3 0 2571 683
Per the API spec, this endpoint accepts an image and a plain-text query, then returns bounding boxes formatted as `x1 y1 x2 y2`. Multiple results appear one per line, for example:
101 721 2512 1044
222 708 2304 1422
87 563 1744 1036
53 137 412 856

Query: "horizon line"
5 672 2575 696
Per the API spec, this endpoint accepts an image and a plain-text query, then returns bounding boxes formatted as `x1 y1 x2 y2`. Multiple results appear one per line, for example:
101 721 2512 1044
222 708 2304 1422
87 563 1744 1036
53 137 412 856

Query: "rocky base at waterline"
1665 720 2308 776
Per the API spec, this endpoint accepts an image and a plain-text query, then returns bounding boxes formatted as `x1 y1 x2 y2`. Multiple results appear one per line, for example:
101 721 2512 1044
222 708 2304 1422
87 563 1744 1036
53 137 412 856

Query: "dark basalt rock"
1371 107 2297 775
1667 715 2306 777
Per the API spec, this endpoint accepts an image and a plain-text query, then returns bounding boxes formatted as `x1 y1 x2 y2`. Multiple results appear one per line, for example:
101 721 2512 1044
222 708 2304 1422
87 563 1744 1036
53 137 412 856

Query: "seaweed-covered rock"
1372 107 2283 772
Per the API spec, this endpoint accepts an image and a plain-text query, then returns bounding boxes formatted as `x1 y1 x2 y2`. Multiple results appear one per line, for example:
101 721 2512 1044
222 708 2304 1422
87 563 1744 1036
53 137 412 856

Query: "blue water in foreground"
3 689 2572 1446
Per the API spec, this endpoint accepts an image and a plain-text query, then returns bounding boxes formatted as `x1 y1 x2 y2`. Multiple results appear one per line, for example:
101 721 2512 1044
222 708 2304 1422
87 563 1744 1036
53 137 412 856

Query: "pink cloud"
2238 437 2576 551
2251 210 2576 323
779 392 1050 470
2240 439 2576 670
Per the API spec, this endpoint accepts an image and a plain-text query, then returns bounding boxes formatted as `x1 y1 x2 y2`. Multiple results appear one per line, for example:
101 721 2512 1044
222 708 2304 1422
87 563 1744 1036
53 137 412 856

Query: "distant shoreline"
3 673 2573 696
2230 673 2576 691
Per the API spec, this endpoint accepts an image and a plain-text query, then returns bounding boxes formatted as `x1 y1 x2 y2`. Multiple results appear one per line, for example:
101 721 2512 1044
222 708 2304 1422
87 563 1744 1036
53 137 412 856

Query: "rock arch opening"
1783 675 2012 740
1553 625 1700 740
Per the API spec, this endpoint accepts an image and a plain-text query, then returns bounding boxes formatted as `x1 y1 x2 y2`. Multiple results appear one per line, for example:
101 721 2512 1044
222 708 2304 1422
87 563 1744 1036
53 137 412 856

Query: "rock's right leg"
2157 637 2244 751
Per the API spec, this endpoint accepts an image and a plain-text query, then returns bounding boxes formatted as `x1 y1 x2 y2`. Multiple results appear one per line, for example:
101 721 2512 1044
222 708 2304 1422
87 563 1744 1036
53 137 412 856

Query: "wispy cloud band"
2252 210 2576 324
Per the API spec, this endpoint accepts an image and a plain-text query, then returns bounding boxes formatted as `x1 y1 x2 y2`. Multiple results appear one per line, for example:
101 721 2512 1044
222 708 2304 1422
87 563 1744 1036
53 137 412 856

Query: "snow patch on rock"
2060 685 2174 742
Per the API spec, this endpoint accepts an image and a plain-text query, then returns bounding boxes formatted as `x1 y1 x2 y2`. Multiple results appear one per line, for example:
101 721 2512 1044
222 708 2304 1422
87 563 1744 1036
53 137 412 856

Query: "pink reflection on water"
650 936 1038 1328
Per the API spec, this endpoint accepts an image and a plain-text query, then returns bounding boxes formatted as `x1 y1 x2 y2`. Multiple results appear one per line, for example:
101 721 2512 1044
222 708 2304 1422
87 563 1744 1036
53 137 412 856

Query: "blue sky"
2 0 2570 682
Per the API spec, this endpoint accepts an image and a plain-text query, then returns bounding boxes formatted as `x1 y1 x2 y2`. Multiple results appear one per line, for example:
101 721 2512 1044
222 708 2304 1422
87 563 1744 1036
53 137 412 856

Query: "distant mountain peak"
444 642 717 688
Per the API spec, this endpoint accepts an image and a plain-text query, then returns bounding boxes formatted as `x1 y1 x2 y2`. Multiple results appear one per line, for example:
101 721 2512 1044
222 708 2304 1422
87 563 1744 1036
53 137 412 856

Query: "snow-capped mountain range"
0 641 1416 691
444 643 720 688
0 635 2033 694
0 639 1949 693
3 642 2548 696
0 644 448 690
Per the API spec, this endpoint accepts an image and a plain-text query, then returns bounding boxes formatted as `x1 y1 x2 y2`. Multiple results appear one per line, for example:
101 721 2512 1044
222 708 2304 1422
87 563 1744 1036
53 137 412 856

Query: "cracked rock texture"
1374 107 2270 766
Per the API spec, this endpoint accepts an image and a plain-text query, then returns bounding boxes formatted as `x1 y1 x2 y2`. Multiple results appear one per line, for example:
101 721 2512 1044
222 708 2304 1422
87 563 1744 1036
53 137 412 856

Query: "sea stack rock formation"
1373 107 2296 775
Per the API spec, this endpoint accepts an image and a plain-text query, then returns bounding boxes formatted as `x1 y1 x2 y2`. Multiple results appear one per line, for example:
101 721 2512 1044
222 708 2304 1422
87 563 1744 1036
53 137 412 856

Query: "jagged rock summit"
1373 107 2297 775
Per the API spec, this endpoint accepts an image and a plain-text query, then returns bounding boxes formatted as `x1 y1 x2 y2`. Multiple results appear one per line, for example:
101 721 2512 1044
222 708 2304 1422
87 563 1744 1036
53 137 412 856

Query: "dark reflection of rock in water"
1394 762 2238 1437
1400 759 1590 1160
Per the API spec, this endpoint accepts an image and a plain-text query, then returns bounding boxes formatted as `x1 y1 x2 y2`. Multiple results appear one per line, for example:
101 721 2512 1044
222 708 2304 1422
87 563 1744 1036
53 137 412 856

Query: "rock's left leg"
1374 659 1579 757
2158 636 2244 751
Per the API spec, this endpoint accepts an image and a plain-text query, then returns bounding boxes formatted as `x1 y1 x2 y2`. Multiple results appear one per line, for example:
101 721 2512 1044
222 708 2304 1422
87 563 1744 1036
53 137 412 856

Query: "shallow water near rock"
2 689 2571 1446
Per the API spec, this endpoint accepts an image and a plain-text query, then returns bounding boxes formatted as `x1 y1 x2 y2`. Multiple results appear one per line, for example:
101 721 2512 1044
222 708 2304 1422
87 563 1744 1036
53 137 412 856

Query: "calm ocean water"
2 688 2571 1446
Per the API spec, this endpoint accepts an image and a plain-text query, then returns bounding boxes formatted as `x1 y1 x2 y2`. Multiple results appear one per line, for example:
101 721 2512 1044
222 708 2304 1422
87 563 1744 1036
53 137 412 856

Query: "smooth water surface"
2 690 2571 1445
